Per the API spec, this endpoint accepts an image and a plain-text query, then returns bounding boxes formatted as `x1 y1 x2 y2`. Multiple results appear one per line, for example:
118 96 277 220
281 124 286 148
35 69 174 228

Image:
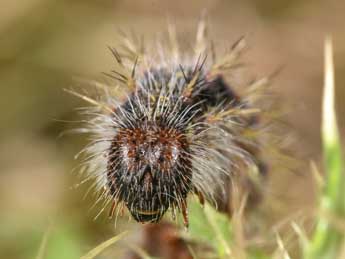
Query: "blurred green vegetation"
0 1 344 258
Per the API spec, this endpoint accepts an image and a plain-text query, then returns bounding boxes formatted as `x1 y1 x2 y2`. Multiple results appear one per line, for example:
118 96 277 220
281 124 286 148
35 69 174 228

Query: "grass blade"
80 231 128 259
305 36 345 259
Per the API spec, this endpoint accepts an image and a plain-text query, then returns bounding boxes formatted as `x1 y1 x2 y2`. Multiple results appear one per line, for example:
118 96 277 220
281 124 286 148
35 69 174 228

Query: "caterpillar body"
74 22 273 228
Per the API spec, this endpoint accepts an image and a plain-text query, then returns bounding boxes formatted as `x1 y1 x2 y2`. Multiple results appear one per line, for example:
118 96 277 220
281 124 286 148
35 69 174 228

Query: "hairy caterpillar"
73 21 276 228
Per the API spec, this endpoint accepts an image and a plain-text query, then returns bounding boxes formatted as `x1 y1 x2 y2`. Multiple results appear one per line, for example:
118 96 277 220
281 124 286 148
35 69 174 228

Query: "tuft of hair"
72 20 285 227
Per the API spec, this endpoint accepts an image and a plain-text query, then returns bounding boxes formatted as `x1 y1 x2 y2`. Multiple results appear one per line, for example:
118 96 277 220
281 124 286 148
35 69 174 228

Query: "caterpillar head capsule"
107 124 191 222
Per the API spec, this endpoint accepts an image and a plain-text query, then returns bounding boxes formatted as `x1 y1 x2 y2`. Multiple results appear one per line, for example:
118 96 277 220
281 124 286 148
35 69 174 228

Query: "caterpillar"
73 21 276 228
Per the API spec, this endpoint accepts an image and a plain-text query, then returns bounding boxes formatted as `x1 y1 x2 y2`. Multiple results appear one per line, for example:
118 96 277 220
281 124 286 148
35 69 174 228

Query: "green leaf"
305 36 345 259
188 200 232 258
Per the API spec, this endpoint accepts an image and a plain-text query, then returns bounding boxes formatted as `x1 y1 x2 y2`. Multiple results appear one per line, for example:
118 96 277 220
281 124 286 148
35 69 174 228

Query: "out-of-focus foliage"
304 38 345 259
1 1 345 258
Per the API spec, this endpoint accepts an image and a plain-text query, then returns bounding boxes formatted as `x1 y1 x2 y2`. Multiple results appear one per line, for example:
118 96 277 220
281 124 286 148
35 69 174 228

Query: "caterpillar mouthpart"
131 206 165 223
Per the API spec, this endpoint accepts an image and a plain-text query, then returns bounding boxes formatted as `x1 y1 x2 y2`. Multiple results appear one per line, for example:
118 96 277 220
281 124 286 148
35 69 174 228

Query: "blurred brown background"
0 0 344 258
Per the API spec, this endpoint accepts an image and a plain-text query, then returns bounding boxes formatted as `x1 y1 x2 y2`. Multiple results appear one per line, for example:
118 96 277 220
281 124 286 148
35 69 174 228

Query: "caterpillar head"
107 122 192 223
